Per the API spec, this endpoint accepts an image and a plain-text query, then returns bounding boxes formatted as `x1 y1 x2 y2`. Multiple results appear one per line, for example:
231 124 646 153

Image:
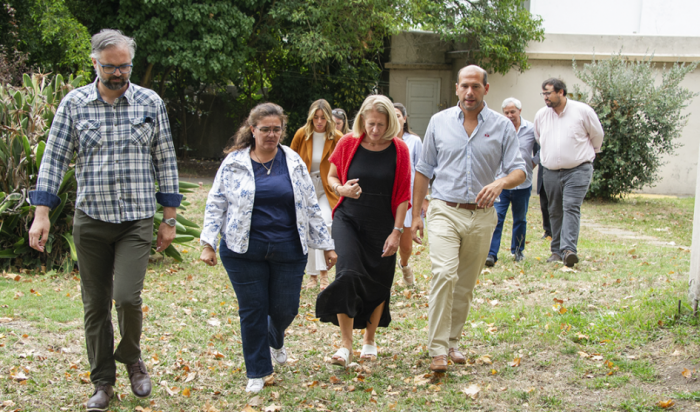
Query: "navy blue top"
249 147 298 243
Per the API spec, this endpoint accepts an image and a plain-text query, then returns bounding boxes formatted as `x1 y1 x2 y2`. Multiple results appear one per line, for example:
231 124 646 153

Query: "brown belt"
444 201 484 210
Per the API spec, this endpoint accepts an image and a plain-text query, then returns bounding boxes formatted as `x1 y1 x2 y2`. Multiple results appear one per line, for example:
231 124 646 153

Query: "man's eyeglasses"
540 91 554 97
255 126 284 135
96 60 133 74
332 110 345 119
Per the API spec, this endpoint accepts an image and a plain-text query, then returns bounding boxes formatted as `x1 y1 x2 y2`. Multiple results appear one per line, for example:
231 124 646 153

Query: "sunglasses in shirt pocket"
129 116 155 147
75 119 102 150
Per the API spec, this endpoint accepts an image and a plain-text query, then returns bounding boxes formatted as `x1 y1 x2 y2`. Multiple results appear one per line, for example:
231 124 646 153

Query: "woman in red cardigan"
315 95 411 366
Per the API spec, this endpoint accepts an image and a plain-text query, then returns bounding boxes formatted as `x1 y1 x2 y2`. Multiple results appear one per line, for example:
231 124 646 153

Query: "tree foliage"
1 0 92 79
405 0 544 74
573 54 699 200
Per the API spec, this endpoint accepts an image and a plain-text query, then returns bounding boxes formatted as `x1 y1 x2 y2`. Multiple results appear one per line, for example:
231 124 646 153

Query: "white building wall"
530 0 700 36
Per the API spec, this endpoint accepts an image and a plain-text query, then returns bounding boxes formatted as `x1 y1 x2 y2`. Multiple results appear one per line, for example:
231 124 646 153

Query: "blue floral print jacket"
200 145 335 254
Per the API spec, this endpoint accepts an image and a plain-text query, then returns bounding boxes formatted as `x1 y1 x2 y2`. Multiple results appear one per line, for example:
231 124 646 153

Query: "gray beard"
95 69 130 91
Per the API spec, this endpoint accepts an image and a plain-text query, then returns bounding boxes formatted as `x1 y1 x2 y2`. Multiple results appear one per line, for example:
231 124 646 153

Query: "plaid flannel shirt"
29 80 182 223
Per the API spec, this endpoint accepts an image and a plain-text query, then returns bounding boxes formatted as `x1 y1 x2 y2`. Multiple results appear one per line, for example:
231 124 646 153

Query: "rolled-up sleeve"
501 124 527 176
151 100 182 207
29 100 75 209
415 118 437 179
584 106 605 153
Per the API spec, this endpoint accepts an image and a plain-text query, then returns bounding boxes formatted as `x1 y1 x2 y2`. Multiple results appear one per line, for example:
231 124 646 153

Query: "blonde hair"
351 95 401 141
224 102 287 153
303 99 336 141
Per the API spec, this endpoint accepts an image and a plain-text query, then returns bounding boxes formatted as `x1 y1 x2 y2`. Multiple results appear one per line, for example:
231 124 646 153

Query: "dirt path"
581 217 690 249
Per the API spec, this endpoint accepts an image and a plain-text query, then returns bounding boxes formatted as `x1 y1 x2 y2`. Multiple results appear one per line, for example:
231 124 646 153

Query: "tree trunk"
159 66 174 98
140 62 154 89
688 143 700 314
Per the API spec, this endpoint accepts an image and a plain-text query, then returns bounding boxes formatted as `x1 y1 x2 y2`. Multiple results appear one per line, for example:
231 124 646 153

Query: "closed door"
406 78 441 138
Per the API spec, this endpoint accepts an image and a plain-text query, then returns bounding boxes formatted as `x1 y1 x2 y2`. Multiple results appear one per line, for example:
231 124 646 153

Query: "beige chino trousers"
427 200 497 357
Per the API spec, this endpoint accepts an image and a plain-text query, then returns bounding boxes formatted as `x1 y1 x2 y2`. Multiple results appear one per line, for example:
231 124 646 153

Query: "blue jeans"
219 238 307 379
488 186 532 261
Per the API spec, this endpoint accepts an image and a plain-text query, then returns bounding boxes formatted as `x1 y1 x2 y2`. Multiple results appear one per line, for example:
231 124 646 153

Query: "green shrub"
573 53 699 200
0 73 81 271
0 73 199 271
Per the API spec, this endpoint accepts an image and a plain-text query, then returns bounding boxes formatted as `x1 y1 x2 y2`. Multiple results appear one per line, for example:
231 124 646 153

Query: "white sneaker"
245 378 264 393
270 346 287 365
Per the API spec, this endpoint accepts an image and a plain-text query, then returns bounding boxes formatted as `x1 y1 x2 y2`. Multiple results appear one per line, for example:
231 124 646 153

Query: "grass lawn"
1 188 699 411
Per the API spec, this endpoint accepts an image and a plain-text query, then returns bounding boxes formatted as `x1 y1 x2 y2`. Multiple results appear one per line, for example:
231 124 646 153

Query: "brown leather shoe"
546 253 562 263
126 359 152 398
429 355 448 372
448 348 467 364
86 385 114 411
563 250 579 267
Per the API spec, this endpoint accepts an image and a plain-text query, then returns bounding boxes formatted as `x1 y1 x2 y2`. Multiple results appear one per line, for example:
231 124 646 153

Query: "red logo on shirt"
485 134 490 137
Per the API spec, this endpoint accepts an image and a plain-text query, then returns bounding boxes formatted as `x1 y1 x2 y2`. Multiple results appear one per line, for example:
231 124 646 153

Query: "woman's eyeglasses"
332 110 345 119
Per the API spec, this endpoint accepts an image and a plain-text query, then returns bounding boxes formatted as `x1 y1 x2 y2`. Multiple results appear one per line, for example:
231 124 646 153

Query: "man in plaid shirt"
28 29 181 411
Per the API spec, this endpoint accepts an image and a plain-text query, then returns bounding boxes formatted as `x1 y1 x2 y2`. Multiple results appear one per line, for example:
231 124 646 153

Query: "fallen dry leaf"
0 317 12 323
264 405 282 412
414 374 431 386
160 381 176 396
682 368 692 379
207 318 221 327
510 358 521 367
248 396 262 406
241 407 257 412
185 372 197 383
182 387 191 397
462 384 480 400
657 400 675 408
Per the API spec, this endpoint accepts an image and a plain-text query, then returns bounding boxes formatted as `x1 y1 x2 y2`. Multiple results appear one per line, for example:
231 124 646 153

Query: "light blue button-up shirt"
496 117 538 190
416 103 526 204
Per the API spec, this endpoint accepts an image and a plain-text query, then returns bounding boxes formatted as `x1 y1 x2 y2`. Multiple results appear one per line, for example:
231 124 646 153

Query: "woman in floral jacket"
200 102 337 394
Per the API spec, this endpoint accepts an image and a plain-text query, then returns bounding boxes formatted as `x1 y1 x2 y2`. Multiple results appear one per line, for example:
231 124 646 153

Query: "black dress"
316 143 397 329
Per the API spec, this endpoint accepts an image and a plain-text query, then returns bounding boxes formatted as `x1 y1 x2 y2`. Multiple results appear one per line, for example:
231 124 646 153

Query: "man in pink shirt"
534 78 604 267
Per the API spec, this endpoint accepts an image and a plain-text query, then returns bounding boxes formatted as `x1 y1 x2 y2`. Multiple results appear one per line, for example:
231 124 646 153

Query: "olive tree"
573 54 698 200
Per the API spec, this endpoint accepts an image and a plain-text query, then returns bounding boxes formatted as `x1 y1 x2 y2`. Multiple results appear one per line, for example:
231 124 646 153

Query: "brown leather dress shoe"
429 355 448 372
126 359 152 398
86 385 114 412
563 250 579 267
448 348 467 364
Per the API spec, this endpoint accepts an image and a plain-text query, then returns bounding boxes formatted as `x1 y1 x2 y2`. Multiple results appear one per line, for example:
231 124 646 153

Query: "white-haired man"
29 29 181 411
485 97 539 266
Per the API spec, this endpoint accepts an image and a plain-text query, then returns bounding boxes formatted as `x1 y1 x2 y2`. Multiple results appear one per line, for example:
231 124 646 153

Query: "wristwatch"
393 226 404 234
163 218 177 227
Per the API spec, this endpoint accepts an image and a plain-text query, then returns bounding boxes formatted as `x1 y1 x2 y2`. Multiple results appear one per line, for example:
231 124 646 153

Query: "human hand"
342 178 362 199
28 206 51 252
475 181 504 208
156 222 177 252
411 218 424 245
324 250 338 270
200 246 217 266
381 229 401 257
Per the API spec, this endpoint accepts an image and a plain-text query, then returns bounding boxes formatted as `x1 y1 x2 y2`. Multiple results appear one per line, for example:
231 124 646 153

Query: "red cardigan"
329 133 412 219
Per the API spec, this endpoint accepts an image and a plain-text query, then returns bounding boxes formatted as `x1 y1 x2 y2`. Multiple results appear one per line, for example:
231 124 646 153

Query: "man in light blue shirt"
411 65 526 373
485 97 539 266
